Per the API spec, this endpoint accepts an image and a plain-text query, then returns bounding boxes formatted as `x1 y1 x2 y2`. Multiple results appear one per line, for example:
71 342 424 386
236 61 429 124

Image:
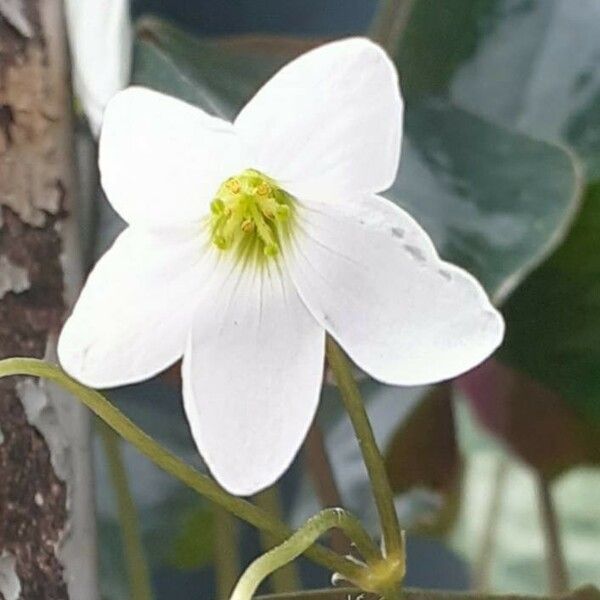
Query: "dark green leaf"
499 182 600 421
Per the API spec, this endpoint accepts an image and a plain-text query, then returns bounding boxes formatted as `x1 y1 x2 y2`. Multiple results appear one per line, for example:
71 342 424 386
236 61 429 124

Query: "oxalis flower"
58 38 504 495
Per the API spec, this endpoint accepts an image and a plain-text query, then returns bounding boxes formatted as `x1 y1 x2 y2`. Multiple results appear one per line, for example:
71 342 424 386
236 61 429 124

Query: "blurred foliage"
168 505 214 570
459 360 600 479
452 398 600 592
499 182 600 421
133 0 377 36
384 0 600 485
394 0 600 425
389 2 600 589
385 385 462 536
396 0 600 178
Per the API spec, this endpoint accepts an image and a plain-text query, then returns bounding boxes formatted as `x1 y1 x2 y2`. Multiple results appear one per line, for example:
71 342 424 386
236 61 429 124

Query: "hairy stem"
255 486 301 593
325 338 403 562
0 358 366 585
231 509 382 600
98 422 154 600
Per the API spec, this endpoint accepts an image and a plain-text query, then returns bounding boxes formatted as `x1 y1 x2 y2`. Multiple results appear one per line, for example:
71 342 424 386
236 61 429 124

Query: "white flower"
64 0 132 136
58 38 504 496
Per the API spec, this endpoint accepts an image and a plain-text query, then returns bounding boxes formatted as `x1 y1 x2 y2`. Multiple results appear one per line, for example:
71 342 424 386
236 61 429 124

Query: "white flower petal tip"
57 227 213 388
181 265 325 497
99 87 246 230
234 37 403 197
287 195 505 387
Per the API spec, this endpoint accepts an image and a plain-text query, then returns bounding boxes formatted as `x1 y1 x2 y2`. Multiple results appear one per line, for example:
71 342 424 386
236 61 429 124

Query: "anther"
226 179 241 194
241 219 255 233
257 183 270 196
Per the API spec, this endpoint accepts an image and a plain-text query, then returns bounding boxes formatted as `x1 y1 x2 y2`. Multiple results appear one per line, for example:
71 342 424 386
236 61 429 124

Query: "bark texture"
0 1 82 598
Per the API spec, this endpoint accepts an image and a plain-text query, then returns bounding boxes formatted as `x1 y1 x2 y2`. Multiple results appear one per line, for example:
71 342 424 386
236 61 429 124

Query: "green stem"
214 505 241 599
325 338 403 560
0 358 364 584
98 422 154 600
536 475 570 594
255 486 302 593
231 509 382 600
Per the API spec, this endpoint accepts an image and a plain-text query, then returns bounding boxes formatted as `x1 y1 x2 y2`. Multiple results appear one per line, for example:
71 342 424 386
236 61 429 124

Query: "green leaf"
134 17 315 121
132 17 581 301
396 0 600 178
499 182 600 421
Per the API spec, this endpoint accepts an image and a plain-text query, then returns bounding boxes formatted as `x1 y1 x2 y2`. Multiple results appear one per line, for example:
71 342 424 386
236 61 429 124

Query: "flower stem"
0 357 365 585
255 486 301 593
325 337 403 560
98 421 154 600
536 474 570 594
214 505 241 599
231 508 381 600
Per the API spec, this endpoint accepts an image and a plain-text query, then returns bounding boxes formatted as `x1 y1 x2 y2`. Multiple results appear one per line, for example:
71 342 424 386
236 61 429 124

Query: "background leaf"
396 0 600 178
498 182 600 421
458 360 600 479
385 384 462 536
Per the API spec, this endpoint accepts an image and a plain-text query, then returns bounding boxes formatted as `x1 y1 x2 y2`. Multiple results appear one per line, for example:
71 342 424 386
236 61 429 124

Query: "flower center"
208 169 294 260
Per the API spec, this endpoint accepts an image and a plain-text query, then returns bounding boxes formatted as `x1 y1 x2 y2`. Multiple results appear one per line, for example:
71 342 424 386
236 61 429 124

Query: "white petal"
182 261 325 496
235 38 402 196
65 0 132 136
58 227 215 387
286 195 504 386
99 87 246 229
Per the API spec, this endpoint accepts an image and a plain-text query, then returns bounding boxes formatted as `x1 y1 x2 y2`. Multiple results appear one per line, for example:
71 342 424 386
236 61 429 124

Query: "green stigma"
208 169 295 261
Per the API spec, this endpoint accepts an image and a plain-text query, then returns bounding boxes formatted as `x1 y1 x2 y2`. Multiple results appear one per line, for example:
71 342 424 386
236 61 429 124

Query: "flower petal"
234 38 402 196
58 227 215 387
99 87 246 229
65 0 132 136
286 195 504 386
182 261 325 496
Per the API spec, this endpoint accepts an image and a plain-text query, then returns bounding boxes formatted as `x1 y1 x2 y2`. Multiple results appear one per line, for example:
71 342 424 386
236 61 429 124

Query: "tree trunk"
0 1 98 598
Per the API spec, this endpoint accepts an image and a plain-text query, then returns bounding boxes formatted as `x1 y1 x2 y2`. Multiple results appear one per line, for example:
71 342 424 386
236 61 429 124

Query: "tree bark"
0 1 98 598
